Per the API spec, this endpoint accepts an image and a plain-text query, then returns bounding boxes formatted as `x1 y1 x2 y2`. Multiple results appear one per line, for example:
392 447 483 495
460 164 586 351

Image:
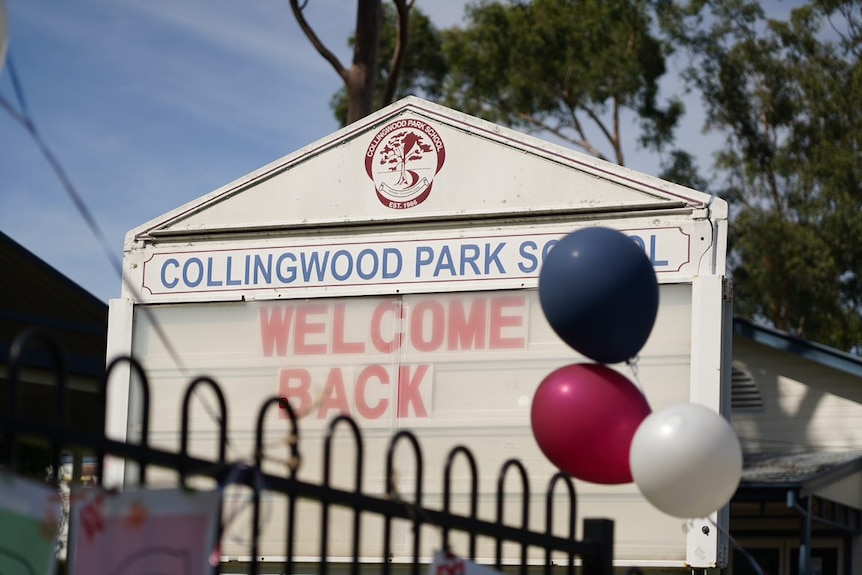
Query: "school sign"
106 97 731 571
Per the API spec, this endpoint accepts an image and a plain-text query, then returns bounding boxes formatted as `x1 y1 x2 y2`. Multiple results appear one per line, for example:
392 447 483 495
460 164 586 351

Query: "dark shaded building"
0 230 107 477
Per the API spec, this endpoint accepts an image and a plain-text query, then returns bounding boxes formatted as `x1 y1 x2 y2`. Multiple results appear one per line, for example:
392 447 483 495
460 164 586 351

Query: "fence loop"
321 415 365 575
179 375 229 487
254 395 300 473
495 458 531 573
323 414 364 488
96 354 151 485
442 445 479 559
6 327 68 485
384 430 425 575
545 472 577 575
250 395 299 575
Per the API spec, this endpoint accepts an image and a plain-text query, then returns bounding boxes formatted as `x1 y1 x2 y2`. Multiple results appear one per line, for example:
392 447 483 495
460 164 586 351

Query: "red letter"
278 368 311 419
355 364 389 419
435 560 466 575
332 303 365 353
371 300 403 353
260 306 293 357
447 297 486 350
397 364 429 417
410 300 445 352
489 295 526 349
295 303 328 355
317 367 350 419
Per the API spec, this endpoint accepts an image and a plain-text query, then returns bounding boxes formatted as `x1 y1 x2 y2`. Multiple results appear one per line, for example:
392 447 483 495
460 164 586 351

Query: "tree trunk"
347 0 383 123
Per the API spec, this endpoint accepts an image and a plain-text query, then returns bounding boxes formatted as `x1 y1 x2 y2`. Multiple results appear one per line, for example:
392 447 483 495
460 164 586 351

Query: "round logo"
365 119 446 209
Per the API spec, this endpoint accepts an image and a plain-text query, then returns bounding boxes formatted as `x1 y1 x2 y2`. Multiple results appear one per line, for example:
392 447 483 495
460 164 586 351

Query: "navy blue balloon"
538 227 659 364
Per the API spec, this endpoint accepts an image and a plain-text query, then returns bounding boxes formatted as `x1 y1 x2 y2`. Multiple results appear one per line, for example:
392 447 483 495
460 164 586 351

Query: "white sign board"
107 97 730 570
138 225 694 298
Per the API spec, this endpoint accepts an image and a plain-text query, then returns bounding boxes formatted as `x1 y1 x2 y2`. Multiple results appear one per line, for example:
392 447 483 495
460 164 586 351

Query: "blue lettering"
434 246 456 277
415 246 434 276
649 235 669 267
484 242 506 274
254 254 272 284
382 248 402 279
331 250 353 281
183 258 204 288
244 254 251 284
161 258 179 289
301 251 330 281
630 235 668 267
542 239 557 260
225 256 241 286
206 257 223 287
356 249 379 280
276 252 297 283
460 244 481 275
518 241 538 273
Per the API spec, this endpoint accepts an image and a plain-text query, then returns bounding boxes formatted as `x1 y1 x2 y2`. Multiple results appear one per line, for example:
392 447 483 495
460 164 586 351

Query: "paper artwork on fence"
0 473 63 575
428 550 503 575
67 487 220 575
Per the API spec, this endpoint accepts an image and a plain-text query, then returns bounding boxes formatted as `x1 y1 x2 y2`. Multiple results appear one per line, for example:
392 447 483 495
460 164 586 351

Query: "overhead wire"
2 51 368 471
0 50 233 458
3 24 850 572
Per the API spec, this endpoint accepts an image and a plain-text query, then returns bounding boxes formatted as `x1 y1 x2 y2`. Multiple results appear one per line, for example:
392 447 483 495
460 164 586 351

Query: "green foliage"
323 0 862 352
330 4 448 126
658 150 709 192
440 0 683 164
673 0 862 350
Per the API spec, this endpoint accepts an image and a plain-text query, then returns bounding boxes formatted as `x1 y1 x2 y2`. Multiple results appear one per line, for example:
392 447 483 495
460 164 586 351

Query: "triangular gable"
131 96 719 243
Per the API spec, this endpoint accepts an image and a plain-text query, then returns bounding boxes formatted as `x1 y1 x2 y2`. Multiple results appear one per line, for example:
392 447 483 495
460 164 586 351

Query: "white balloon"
629 402 742 518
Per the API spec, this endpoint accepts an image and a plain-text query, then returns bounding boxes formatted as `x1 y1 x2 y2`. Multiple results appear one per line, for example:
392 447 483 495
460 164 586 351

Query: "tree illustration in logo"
365 119 446 209
379 130 433 187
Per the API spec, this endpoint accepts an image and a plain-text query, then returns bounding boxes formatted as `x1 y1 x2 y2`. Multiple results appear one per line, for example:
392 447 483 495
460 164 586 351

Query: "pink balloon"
531 363 651 484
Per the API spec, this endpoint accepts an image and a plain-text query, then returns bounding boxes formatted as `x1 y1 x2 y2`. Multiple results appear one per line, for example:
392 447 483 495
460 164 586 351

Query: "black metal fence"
2 328 615 575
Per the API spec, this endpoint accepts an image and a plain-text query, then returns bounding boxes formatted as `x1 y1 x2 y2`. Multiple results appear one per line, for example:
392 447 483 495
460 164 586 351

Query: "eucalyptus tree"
670 0 862 350
290 0 412 124
328 3 448 125
441 0 684 166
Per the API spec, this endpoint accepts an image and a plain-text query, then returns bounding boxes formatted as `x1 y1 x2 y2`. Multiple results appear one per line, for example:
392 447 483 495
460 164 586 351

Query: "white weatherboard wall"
107 97 730 570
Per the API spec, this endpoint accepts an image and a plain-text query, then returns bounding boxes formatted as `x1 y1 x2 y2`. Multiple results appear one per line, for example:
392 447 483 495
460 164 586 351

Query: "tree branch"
612 94 624 166
289 0 348 82
580 104 619 164
348 0 383 122
382 0 411 106
512 109 608 161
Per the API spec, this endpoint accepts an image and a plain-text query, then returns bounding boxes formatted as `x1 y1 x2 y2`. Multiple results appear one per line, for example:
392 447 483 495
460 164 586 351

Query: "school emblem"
365 119 446 209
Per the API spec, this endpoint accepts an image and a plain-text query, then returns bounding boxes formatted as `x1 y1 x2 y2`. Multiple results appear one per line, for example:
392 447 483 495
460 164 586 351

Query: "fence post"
582 518 614 575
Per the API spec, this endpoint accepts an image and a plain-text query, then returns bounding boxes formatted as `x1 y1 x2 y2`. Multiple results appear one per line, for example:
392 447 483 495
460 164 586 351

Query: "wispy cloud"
115 0 353 72
1 0 473 301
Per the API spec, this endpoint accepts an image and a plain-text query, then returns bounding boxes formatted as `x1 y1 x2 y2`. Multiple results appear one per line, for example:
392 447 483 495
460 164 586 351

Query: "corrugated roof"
742 451 862 486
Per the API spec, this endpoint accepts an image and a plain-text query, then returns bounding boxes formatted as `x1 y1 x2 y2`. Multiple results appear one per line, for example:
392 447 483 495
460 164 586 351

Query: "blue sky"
1 0 715 303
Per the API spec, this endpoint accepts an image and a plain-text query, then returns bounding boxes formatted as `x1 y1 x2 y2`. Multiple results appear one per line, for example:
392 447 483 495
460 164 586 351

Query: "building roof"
733 316 862 378
733 318 862 506
735 451 862 532
743 451 862 487
0 230 107 377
